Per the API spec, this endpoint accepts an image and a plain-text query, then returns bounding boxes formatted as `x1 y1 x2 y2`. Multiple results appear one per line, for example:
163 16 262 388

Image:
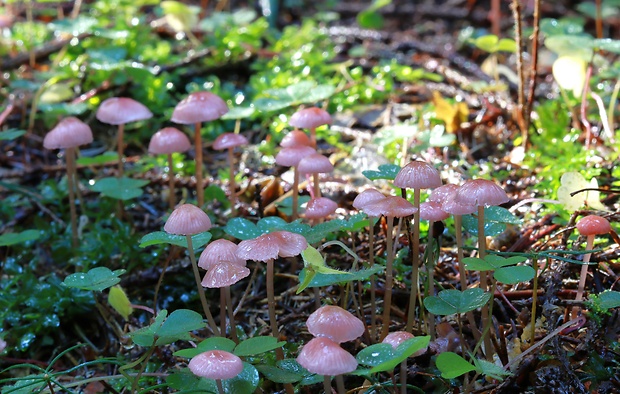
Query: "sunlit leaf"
362 164 401 181
557 171 605 211
63 267 126 292
139 231 212 249
552 56 588 97
431 91 468 133
174 337 236 358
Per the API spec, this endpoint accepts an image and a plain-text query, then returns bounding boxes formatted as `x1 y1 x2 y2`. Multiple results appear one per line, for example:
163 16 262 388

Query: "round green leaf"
90 176 149 200
139 231 212 249
356 343 394 367
174 337 236 358
436 352 476 379
0 229 40 246
255 364 303 384
234 336 286 357
494 265 535 284
595 290 620 310
424 288 491 315
63 267 126 292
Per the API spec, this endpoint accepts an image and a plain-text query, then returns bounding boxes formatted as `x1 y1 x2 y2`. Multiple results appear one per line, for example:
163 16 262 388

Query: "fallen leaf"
431 91 468 133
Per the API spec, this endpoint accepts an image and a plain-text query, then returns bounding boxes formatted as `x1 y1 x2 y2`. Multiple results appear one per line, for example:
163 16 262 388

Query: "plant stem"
186 236 220 335
65 147 78 249
117 124 125 177
335 375 346 394
381 216 395 340
399 360 407 394
227 147 237 215
406 188 421 332
529 260 540 346
524 0 541 133
266 259 284 360
426 232 436 340
225 286 238 343
477 206 493 361
313 173 321 199
292 166 299 219
220 288 227 339
323 376 331 394
573 235 595 318
216 379 225 394
194 122 204 207
131 345 156 394
167 153 176 210
369 218 377 340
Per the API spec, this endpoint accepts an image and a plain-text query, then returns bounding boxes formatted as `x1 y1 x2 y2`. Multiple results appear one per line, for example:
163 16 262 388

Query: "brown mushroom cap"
188 350 244 380
576 215 611 236
296 337 357 376
198 239 246 270
453 179 508 207
201 262 250 288
393 161 442 189
148 127 191 155
290 107 332 130
171 91 229 124
304 197 338 220
306 305 364 343
275 146 316 167
280 130 313 148
96 97 153 125
164 204 212 235
213 132 248 150
236 231 308 262
297 153 334 175
43 117 93 150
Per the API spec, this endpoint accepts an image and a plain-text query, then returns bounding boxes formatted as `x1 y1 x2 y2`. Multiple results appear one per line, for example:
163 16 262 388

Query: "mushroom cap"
290 107 332 130
453 179 508 207
441 196 477 216
304 197 338 220
213 132 248 150
148 127 191 155
297 153 333 175
236 231 308 262
576 215 611 236
96 97 153 125
201 262 250 288
352 188 386 211
296 337 358 376
171 91 229 124
275 146 316 167
188 350 244 380
363 196 417 218
393 161 442 189
419 201 450 222
382 331 427 357
428 184 459 205
43 117 93 150
164 204 212 235
280 130 313 148
199 239 246 270
306 305 365 343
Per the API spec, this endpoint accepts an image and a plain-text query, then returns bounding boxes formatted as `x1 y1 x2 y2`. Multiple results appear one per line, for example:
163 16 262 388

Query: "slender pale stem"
313 173 321 199
456 214 482 344
167 153 176 210
186 236 220 335
323 376 331 394
216 379 225 394
369 219 377 340
266 259 284 360
335 375 346 394
573 235 595 318
406 188 421 332
227 147 237 215
399 360 407 394
65 147 78 248
427 225 436 340
381 216 395 340
292 166 299 219
477 206 493 360
220 288 226 339
225 286 238 343
194 122 204 207
117 123 125 177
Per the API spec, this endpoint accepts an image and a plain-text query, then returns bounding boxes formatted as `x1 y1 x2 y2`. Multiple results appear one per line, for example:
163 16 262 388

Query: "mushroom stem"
167 153 176 210
292 166 299 220
224 286 239 343
323 376 331 394
65 147 78 248
427 222 436 341
186 235 220 335
216 379 225 394
406 188 421 332
194 122 204 207
313 173 321 199
116 123 125 177
335 375 346 394
220 288 227 339
573 234 595 317
369 218 377 340
227 147 237 215
477 205 493 361
380 216 395 340
455 215 481 344
310 127 317 148
399 360 407 394
266 259 284 360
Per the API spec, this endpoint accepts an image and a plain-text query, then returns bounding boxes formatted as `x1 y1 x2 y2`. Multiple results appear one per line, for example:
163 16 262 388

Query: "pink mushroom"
275 144 316 219
304 197 337 221
148 127 191 209
306 305 365 344
289 107 332 148
188 350 243 394
297 153 333 199
212 132 249 214
296 337 357 394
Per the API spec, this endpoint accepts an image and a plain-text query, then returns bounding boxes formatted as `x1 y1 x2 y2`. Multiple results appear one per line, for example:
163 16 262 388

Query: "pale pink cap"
96 97 153 125
577 215 611 236
171 91 229 124
188 350 243 380
428 184 459 205
275 146 316 167
363 196 417 218
441 196 476 216
290 107 332 130
453 179 508 207
281 130 313 148
164 204 212 235
304 197 338 220
352 188 386 211
236 231 308 262
198 239 246 270
382 331 427 357
43 117 93 150
306 305 364 343
297 153 333 175
213 132 248 150
296 337 358 376
419 201 449 222
0 14 14 29
393 161 442 189
201 262 250 288
148 127 191 155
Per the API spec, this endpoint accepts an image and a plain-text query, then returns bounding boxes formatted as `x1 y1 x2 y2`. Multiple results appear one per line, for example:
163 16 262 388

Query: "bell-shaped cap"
304 197 338 220
577 215 611 236
148 127 191 155
275 146 316 167
453 179 508 207
290 107 332 130
382 331 427 357
96 97 153 125
441 196 476 216
43 117 93 150
172 91 229 124
188 350 243 380
352 188 386 211
164 204 212 235
419 201 449 222
363 196 417 218
393 161 442 190
297 337 357 376
201 262 250 288
306 305 364 343
213 132 248 150
428 184 459 205
199 239 246 270
236 231 308 262
280 130 313 148
297 153 333 175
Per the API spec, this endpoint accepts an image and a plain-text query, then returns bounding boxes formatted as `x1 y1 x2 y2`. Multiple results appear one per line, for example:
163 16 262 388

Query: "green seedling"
108 285 133 320
436 352 511 381
463 255 534 285
0 229 40 247
424 288 491 316
89 177 149 200
63 266 126 292
297 245 352 294
356 0 392 29
253 81 335 113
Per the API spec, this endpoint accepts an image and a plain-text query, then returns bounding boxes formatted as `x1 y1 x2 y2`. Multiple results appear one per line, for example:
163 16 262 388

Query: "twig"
511 0 527 149
524 0 541 135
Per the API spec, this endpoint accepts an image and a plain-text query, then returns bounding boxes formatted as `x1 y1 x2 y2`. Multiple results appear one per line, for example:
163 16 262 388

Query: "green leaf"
462 206 521 237
76 152 118 166
130 309 206 347
494 266 535 284
496 38 517 52
463 255 527 271
340 213 372 232
108 285 133 320
275 196 311 217
255 365 303 384
417 126 456 148
277 359 324 386
204 184 230 207
139 231 212 249
370 336 430 373
473 358 512 380
362 164 401 181
423 288 491 315
557 171 605 211
357 10 384 29
253 81 335 112
221 106 256 120
298 265 384 290
224 217 309 240
63 267 126 291
48 16 98 35
304 219 346 243
540 18 584 37
593 38 620 54
0 229 40 246
545 34 594 60
436 352 476 379
592 290 620 310
174 337 237 358
90 176 149 200
356 343 394 367
0 128 26 141
474 35 499 53
167 363 259 393
234 336 286 357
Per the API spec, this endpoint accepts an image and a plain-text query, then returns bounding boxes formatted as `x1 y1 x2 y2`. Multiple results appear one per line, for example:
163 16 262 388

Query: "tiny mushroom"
188 350 243 394
212 132 249 213
304 197 338 221
296 337 357 394
306 305 365 344
297 153 334 199
275 144 316 219
289 107 332 148
148 127 191 209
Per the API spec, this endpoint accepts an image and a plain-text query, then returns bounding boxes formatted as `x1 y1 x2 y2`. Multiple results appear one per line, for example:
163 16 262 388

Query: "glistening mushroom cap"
201 262 250 288
199 239 246 270
289 107 332 130
164 204 212 235
382 331 427 357
236 231 308 262
306 305 364 343
188 350 243 380
171 91 229 124
304 197 338 220
363 196 417 218
280 130 313 148
352 188 386 211
96 97 153 125
296 337 358 376
576 215 611 236
297 153 334 175
148 127 191 155
43 117 93 150
441 196 477 215
393 161 442 189
428 184 459 205
419 201 450 222
275 146 316 167
453 179 508 207
213 132 248 150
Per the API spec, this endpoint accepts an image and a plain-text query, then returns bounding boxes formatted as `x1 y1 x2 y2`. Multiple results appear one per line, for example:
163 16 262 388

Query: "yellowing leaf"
161 1 198 32
109 285 133 320
557 171 605 211
431 91 468 133
552 56 587 97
